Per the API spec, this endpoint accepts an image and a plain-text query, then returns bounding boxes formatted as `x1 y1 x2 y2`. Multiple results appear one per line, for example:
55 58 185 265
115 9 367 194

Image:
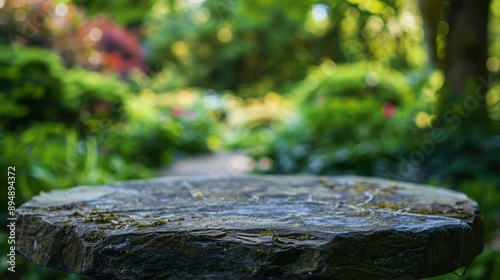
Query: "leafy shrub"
0 47 217 199
0 47 74 130
221 92 294 150
0 46 128 132
254 62 417 175
1 123 151 200
119 89 218 158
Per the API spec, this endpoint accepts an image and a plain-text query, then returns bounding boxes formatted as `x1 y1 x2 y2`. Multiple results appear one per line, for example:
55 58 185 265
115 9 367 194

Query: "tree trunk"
416 0 494 183
440 0 491 129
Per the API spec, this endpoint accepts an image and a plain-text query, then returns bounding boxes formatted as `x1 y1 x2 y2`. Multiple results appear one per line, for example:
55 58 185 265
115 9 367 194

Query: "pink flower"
172 108 183 116
382 103 396 118
92 100 112 113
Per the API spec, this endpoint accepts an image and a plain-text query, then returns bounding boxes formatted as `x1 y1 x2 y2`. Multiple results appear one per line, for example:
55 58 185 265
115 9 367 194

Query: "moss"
48 204 73 211
93 216 114 224
352 183 371 193
136 216 184 228
245 266 260 275
144 215 160 218
151 219 167 226
47 202 89 212
329 181 404 197
272 235 287 244
136 222 147 228
453 208 474 215
412 208 445 215
317 178 327 184
296 235 316 241
62 220 73 235
368 201 459 216
260 230 274 236
84 230 107 243
70 211 84 217
83 212 121 224
387 184 404 191
372 201 405 210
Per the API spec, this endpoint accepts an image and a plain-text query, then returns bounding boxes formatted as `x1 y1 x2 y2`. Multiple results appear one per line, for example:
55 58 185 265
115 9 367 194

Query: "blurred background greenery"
0 0 499 279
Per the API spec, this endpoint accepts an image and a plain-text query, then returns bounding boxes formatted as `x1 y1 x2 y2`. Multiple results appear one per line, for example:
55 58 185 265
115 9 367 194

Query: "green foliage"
0 252 84 280
144 1 308 91
0 47 73 130
0 123 150 201
439 181 500 280
72 0 156 26
457 181 500 233
255 62 417 175
143 0 424 93
415 127 500 185
0 47 128 132
465 249 500 280
104 95 216 166
425 249 500 280
0 46 216 205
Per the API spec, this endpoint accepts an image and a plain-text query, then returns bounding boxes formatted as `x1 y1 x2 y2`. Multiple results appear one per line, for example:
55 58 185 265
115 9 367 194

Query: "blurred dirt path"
160 152 254 176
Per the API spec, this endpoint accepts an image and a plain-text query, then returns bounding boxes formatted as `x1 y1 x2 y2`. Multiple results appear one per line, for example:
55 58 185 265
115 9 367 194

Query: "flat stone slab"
16 176 483 279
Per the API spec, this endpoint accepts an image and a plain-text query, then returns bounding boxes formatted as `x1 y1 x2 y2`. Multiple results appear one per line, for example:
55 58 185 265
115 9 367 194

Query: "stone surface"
16 175 483 279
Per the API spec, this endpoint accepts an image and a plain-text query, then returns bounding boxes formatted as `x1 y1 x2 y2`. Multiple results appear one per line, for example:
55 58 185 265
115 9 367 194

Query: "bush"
0 47 218 205
254 62 417 175
0 47 74 130
0 46 128 132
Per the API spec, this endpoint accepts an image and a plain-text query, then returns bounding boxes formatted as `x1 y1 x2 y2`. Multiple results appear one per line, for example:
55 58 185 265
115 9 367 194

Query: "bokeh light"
312 4 329 22
55 3 68 17
217 27 233 43
89 27 102 42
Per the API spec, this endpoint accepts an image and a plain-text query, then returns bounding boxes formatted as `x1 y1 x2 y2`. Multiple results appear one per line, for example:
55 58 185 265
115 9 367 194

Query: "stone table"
16 176 483 279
